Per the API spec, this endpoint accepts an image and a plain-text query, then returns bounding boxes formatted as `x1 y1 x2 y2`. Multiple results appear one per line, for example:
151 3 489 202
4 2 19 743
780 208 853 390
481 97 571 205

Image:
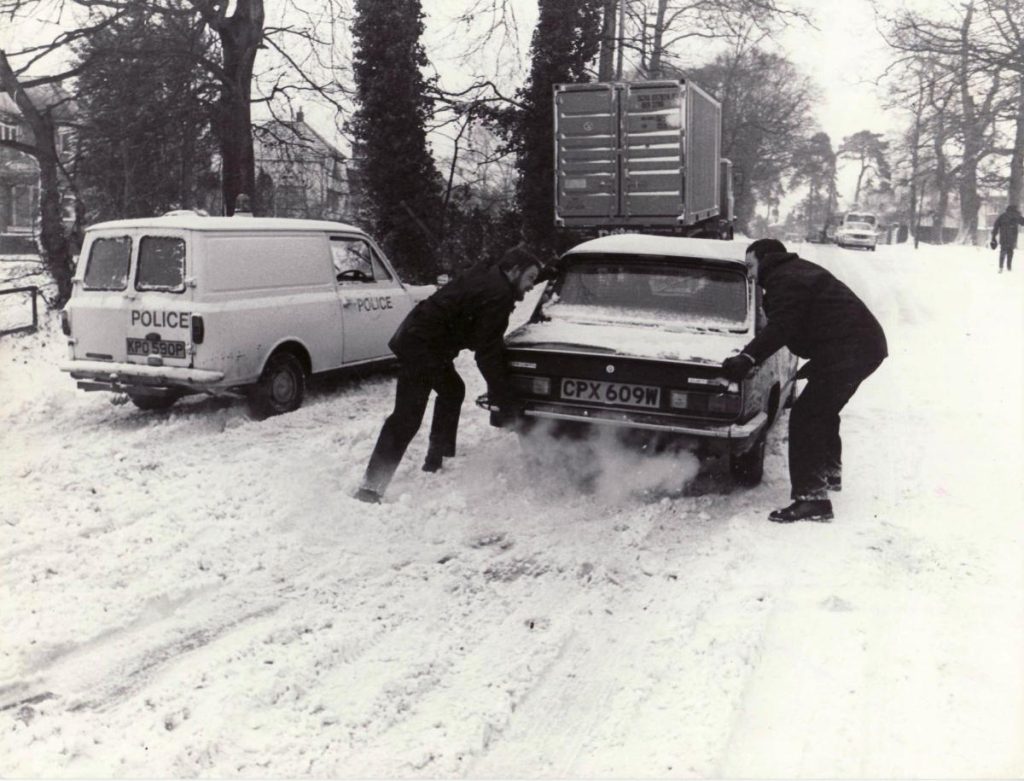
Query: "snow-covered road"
2 241 1022 777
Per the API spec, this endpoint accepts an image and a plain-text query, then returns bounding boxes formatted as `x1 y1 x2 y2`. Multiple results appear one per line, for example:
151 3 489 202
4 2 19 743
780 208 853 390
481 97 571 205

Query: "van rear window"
137 237 186 292
83 237 131 290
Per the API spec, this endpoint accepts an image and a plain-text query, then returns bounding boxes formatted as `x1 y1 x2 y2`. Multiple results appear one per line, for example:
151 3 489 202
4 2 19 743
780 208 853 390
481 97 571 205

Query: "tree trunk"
648 0 668 78
955 5 981 244
598 0 617 81
0 50 75 306
1009 76 1024 207
210 0 263 216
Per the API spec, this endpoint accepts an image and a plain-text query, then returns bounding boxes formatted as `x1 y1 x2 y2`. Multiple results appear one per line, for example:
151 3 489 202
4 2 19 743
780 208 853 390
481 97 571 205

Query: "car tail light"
511 374 550 396
60 310 71 336
191 314 205 344
708 393 742 414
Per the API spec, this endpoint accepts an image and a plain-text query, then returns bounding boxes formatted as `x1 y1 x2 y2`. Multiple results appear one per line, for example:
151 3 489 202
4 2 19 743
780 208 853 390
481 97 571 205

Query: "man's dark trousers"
1000 246 1014 271
362 361 465 494
788 358 883 500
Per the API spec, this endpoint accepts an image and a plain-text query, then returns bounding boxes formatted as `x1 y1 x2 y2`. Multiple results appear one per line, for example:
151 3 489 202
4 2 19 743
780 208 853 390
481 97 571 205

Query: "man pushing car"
355 246 542 504
720 239 888 523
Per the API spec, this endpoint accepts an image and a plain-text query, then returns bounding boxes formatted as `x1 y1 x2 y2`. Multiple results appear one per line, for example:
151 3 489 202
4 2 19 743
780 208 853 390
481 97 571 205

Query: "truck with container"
553 79 734 239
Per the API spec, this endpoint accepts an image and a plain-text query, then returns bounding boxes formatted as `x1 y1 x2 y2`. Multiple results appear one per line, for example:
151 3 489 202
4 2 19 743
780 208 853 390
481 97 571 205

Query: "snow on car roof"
563 234 749 266
87 214 365 233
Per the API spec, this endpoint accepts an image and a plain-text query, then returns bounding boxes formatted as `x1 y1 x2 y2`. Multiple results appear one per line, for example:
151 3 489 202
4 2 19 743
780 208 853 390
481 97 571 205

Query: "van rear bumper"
61 360 224 391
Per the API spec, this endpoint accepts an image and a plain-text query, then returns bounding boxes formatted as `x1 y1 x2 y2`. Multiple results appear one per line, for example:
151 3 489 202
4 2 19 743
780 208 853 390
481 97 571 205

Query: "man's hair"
498 245 544 275
746 238 788 261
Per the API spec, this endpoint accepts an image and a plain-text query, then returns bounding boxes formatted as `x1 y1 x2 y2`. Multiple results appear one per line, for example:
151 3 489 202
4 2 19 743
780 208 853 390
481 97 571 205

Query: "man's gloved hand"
991 238 999 250
720 353 755 382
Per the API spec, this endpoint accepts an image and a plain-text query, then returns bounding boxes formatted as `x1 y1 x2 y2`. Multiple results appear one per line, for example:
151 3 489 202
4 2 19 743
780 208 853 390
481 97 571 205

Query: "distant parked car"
836 221 878 251
483 234 799 485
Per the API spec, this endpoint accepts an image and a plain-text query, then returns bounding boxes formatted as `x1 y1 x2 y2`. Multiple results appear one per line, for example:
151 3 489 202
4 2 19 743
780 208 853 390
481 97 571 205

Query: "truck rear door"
554 83 618 222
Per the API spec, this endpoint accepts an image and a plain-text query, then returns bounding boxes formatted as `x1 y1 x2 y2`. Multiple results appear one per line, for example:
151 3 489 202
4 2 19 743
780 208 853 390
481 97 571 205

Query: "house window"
0 122 19 142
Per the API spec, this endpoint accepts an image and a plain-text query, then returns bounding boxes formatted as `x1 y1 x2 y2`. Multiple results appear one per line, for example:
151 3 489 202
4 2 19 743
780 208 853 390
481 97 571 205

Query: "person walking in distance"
355 247 542 503
991 203 1024 273
720 239 888 523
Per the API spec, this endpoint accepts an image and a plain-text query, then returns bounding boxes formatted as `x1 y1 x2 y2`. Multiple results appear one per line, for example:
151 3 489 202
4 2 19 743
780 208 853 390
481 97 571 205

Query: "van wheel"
129 393 180 411
249 352 306 418
730 433 766 486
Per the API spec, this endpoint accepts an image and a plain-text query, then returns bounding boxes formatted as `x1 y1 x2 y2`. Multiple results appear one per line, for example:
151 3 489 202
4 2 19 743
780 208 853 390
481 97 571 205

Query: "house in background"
0 86 76 245
252 109 359 222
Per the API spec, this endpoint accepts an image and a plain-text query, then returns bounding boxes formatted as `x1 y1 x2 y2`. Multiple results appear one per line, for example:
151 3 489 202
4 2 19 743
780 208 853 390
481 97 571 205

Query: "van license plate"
127 338 186 359
560 378 661 408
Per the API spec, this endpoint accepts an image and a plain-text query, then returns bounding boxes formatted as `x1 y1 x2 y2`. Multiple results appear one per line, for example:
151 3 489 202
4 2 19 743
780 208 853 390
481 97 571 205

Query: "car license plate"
127 337 186 359
560 377 661 408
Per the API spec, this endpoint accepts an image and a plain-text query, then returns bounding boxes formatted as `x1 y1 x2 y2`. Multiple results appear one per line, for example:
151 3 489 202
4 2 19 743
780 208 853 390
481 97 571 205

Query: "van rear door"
69 231 194 367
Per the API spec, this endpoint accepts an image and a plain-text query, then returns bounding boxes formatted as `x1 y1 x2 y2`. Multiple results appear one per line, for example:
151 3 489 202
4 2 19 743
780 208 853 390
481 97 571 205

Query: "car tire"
129 392 180 411
248 352 306 418
730 432 766 486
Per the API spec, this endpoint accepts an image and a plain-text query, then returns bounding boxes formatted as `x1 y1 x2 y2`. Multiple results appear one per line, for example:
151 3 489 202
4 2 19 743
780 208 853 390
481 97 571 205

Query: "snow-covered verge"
1 241 1021 778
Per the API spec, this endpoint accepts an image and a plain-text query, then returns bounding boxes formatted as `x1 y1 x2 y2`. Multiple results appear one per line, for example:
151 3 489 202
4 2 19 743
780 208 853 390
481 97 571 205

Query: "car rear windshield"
552 256 749 329
137 236 186 292
83 236 132 290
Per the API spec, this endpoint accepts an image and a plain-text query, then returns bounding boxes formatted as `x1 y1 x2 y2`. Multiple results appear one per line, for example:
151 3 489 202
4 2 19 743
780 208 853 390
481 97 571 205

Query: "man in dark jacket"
721 239 888 523
991 203 1024 273
355 246 542 503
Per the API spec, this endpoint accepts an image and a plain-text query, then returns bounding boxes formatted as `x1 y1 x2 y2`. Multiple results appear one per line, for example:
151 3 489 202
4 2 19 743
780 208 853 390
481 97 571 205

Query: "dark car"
486 234 799 484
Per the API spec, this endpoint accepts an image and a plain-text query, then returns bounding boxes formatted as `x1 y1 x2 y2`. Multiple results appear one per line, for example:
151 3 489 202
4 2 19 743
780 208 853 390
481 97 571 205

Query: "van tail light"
61 310 71 336
191 314 205 344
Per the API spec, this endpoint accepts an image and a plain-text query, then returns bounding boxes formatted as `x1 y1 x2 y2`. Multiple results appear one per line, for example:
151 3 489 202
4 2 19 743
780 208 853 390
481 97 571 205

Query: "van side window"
330 237 391 283
137 237 186 292
83 236 132 290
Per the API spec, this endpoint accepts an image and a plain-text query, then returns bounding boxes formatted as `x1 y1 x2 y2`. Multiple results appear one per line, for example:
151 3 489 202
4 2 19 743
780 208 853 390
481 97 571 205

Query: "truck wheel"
249 352 306 418
129 393 180 411
730 433 766 486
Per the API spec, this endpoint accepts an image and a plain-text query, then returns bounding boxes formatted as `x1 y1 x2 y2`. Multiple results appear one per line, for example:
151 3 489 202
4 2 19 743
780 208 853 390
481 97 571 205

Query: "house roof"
0 83 77 123
254 114 345 161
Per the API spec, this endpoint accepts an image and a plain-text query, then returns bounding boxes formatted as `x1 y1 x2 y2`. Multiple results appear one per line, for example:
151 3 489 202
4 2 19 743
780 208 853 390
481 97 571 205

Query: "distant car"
485 234 799 485
836 221 878 251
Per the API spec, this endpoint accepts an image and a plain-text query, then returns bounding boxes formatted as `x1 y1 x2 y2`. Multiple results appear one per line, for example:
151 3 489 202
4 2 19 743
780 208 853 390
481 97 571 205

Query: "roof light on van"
192 314 205 344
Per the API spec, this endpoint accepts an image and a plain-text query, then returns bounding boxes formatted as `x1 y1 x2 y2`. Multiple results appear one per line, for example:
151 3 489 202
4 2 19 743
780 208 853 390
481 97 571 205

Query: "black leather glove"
720 353 755 382
990 238 998 250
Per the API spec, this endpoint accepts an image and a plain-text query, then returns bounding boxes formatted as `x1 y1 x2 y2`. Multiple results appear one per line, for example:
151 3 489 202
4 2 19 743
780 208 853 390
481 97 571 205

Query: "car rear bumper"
61 360 225 392
519 400 766 440
839 236 876 247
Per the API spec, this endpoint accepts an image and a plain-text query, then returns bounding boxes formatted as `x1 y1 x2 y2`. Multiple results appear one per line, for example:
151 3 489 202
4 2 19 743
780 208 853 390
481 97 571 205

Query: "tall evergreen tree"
74 9 217 221
351 0 443 283
493 0 601 254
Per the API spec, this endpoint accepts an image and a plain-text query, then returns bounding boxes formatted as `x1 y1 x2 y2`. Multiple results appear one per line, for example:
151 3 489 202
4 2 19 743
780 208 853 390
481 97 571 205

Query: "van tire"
129 393 180 411
249 352 306 418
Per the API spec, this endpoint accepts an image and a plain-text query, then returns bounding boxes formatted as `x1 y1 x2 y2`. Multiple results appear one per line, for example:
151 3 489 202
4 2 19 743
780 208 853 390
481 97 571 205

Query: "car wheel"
129 392 180 411
248 352 306 418
730 432 766 486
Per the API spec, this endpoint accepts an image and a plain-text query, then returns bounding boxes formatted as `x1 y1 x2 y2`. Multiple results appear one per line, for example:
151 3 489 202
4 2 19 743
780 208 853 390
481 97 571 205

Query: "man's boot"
354 487 382 504
422 448 444 473
768 499 834 523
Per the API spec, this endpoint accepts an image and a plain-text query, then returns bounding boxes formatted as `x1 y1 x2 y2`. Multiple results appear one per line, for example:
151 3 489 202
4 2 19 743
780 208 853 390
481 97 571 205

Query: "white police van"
60 212 434 416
